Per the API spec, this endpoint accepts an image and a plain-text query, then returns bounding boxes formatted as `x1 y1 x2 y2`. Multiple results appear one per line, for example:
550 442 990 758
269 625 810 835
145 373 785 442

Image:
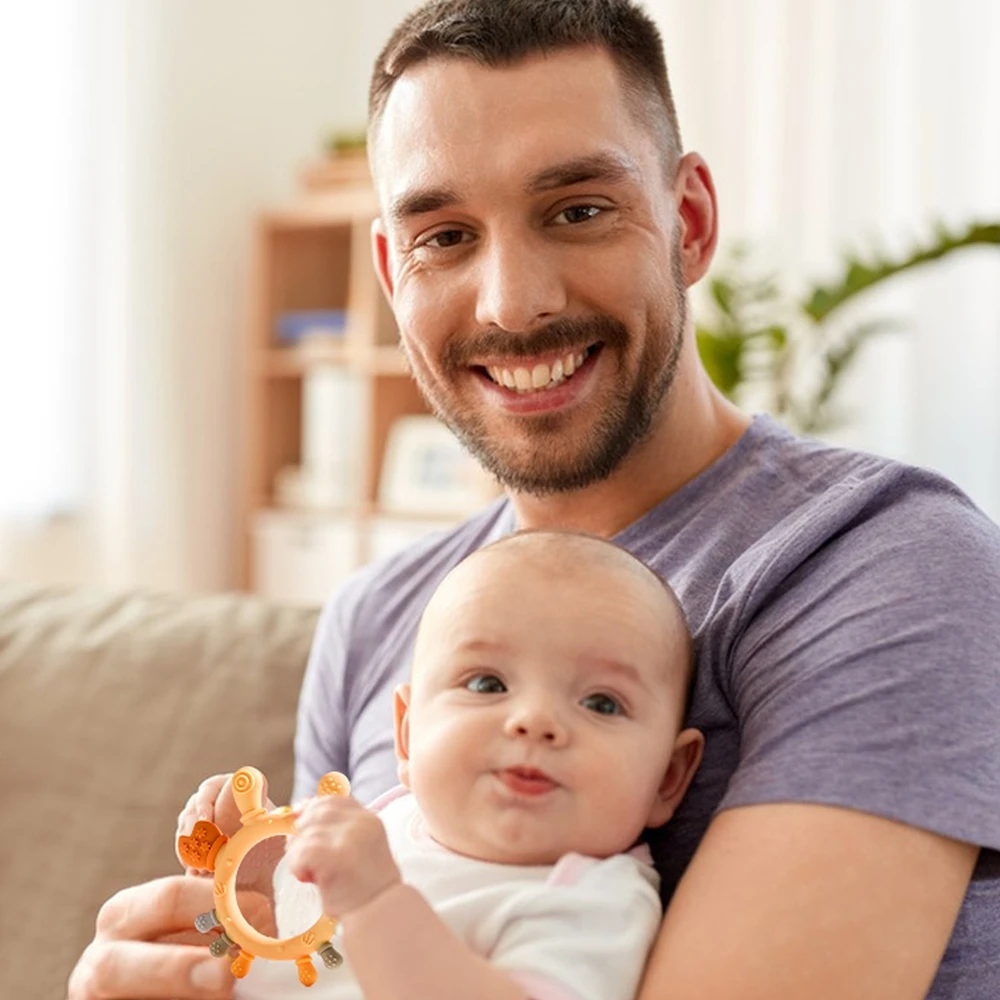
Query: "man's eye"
554 205 603 225
580 693 623 716
423 229 468 249
466 674 507 694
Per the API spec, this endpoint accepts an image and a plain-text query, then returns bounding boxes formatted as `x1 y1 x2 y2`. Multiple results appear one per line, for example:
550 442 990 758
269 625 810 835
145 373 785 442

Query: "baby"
177 529 703 1000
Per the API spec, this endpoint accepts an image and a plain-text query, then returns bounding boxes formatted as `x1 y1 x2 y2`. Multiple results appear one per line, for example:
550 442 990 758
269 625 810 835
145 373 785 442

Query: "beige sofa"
0 579 320 1000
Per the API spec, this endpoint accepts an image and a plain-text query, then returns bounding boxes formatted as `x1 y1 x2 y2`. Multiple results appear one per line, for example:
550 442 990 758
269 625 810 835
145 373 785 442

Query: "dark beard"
407 265 687 496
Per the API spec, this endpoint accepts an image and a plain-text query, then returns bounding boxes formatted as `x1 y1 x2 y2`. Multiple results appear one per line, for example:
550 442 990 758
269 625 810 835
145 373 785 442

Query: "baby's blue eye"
581 693 622 716
466 674 506 694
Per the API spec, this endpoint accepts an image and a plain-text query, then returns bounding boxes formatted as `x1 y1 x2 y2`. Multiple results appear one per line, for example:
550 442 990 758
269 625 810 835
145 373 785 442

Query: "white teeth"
491 348 590 393
531 363 550 388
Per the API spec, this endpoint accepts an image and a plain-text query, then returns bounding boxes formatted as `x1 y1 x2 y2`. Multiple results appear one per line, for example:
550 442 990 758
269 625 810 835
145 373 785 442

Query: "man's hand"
287 795 401 918
67 875 275 999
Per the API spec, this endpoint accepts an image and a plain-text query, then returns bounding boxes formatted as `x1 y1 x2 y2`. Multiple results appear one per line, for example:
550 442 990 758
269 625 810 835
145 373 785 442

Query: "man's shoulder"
624 417 1000 636
719 416 995 550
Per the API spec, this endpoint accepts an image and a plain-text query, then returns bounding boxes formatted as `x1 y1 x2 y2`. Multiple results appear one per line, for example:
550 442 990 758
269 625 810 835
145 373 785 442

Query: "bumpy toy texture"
178 766 351 987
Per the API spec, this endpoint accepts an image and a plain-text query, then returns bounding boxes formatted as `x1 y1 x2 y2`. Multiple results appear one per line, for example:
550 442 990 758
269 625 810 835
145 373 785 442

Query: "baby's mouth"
496 766 559 796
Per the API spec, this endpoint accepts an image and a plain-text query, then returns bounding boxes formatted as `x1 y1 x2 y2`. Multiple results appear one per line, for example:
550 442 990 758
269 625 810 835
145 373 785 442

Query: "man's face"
372 46 688 494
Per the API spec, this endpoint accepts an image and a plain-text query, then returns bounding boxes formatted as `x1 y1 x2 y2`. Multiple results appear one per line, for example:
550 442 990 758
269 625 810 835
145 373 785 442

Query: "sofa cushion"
0 580 319 1000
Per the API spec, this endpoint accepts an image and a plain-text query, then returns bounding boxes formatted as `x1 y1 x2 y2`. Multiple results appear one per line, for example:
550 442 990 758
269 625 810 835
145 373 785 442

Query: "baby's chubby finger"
194 773 232 821
293 791 364 830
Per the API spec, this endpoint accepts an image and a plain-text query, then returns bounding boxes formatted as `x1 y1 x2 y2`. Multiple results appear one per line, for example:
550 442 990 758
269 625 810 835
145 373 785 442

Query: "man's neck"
508 365 750 538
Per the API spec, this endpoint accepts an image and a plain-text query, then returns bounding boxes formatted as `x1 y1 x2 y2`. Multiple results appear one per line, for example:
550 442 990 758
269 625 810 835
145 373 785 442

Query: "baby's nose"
514 720 558 741
505 705 566 744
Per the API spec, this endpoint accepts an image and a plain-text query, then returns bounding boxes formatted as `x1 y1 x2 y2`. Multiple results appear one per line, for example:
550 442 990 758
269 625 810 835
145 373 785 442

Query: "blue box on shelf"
276 310 348 344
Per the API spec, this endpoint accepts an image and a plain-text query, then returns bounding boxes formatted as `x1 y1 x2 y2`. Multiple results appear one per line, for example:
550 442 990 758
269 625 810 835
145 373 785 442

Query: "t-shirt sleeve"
488 853 662 1000
721 487 1000 851
292 578 367 804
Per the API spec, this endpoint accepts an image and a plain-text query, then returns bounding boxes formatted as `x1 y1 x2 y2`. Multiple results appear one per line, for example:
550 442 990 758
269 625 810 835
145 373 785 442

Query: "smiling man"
70 2 1000 999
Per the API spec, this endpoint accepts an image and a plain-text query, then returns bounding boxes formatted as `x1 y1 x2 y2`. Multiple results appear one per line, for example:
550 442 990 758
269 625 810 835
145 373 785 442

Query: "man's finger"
97 876 217 941
68 939 233 1000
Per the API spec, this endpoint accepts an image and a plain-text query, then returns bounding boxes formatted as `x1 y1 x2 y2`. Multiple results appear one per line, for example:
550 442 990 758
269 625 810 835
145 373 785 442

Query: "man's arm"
639 802 978 1000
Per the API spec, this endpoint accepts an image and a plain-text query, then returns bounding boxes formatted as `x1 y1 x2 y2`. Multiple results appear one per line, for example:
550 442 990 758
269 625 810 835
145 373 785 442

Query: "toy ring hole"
229 831 325 940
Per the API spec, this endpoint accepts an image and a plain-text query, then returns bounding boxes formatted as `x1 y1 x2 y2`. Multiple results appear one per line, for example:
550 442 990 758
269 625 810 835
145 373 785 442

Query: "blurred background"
1 0 998 603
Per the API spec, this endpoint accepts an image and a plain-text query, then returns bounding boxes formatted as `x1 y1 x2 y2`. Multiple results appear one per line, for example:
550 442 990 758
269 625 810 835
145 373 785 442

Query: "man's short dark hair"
368 0 683 173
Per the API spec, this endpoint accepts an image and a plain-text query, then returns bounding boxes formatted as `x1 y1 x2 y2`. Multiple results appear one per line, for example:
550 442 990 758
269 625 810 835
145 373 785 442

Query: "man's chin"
474 452 619 496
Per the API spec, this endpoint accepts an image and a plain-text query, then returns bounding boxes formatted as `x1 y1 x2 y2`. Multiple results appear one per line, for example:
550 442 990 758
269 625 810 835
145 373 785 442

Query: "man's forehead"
371 47 646 201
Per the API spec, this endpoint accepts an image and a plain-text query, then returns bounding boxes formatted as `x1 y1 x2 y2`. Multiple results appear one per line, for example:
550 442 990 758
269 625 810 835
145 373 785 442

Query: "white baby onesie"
234 787 662 1000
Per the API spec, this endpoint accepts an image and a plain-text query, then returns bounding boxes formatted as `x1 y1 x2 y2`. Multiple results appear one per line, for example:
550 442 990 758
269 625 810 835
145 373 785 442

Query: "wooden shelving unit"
240 158 465 602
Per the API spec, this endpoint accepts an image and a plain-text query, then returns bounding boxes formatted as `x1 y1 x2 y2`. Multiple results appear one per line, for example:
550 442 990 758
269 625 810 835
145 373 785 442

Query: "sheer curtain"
651 0 1000 519
0 1 86 521
0 1 178 586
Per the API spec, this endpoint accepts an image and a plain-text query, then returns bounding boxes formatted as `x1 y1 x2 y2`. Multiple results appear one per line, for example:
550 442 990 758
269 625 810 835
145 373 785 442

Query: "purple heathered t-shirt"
294 415 1000 997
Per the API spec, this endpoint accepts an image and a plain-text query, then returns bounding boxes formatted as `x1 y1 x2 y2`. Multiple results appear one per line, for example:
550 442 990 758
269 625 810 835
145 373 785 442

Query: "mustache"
441 314 628 372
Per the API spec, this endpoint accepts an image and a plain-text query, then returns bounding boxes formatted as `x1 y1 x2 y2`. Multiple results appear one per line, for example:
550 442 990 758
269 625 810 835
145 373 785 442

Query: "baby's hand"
175 772 278 887
287 795 401 918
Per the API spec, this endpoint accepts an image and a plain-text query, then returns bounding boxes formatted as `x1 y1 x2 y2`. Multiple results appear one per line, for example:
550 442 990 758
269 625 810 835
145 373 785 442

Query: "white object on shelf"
252 509 360 606
379 415 497 517
298 365 360 507
274 465 349 512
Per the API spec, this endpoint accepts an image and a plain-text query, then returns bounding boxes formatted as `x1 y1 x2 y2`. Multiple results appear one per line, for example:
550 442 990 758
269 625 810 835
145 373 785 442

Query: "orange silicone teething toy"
177 766 351 987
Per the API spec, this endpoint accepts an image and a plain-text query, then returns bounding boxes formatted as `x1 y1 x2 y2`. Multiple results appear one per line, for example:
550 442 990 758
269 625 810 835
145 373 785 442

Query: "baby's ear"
647 728 704 829
393 684 412 788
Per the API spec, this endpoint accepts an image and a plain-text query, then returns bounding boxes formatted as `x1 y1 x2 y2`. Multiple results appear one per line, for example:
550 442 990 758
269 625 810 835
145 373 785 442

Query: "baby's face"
395 545 697 865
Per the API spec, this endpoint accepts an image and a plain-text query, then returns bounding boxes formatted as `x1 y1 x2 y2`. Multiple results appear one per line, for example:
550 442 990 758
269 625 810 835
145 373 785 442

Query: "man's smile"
472 345 604 415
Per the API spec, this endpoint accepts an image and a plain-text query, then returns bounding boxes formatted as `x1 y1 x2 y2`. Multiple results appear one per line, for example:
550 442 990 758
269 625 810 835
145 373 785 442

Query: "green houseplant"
696 222 1000 433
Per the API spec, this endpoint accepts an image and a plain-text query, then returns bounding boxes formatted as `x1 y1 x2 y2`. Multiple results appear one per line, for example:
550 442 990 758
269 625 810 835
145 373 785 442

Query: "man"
70 1 1000 998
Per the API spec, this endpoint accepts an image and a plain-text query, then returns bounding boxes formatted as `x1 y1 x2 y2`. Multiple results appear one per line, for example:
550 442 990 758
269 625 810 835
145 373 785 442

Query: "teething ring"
177 766 350 987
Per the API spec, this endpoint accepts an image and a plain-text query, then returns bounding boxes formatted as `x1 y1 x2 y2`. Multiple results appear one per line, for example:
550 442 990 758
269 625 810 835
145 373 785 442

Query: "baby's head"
393 530 703 865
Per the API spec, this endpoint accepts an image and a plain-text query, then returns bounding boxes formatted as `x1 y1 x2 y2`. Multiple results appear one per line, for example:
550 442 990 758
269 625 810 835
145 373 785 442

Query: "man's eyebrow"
388 186 462 227
386 153 640 228
525 152 641 195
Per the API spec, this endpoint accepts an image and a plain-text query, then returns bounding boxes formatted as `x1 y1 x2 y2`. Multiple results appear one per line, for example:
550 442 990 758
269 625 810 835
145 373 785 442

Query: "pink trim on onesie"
546 852 596 887
547 842 653 886
510 971 585 1000
367 784 411 814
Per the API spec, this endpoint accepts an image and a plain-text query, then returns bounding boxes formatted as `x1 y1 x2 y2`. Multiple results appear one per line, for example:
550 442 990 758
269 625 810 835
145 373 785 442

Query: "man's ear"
672 152 718 288
393 683 412 788
371 218 395 302
647 727 704 829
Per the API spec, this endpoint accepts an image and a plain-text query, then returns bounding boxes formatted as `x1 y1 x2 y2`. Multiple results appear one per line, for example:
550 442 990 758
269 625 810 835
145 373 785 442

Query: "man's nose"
473 236 568 334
